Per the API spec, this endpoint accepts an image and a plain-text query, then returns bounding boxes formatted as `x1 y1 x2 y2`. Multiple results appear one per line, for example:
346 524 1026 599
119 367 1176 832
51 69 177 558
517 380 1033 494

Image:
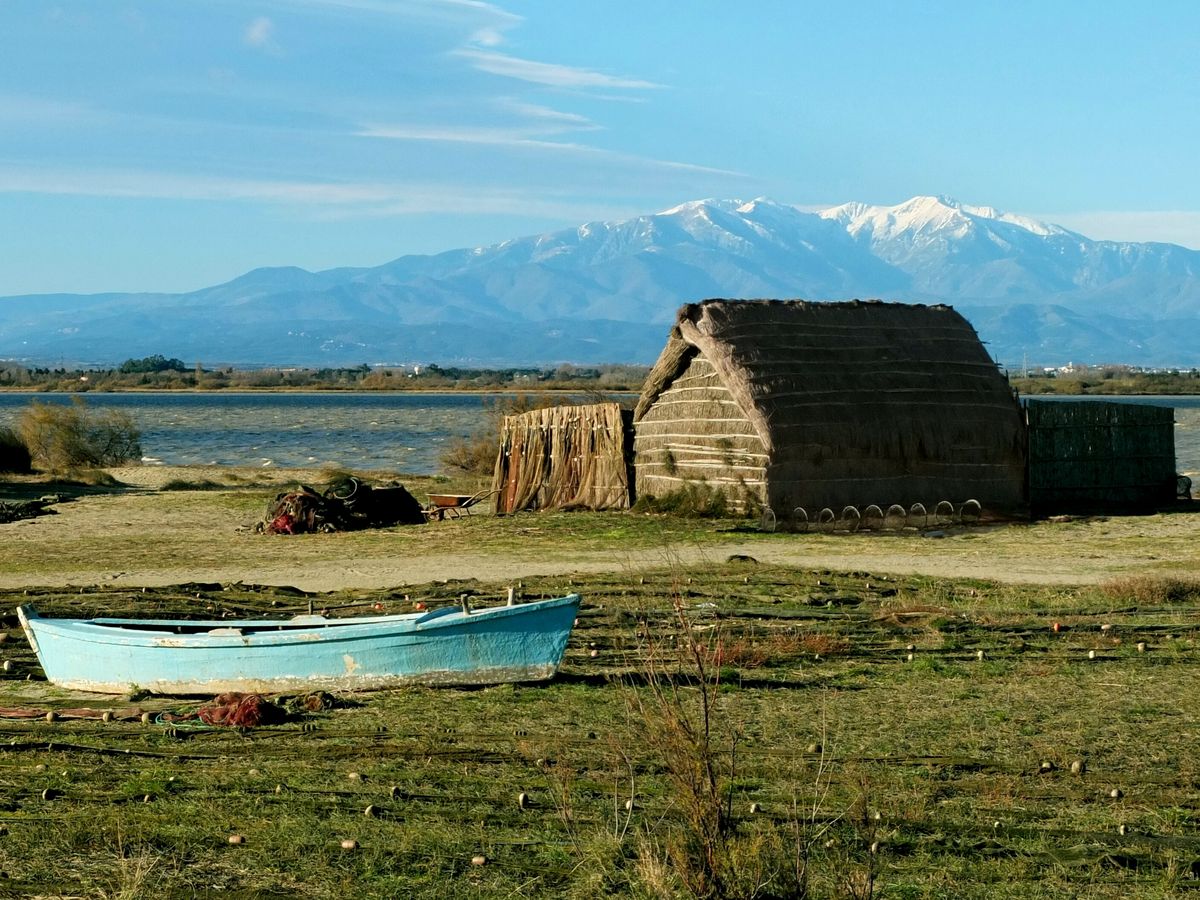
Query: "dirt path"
84 544 1132 593
3 464 1198 592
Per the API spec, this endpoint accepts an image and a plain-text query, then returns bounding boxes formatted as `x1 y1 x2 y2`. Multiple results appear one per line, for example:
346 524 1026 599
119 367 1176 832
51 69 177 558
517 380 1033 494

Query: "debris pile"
0 495 62 525
257 476 425 534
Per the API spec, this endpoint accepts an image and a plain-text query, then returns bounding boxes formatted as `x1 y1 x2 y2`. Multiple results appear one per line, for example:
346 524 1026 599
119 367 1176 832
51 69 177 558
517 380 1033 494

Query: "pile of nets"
257 476 425 535
196 692 288 727
156 692 289 728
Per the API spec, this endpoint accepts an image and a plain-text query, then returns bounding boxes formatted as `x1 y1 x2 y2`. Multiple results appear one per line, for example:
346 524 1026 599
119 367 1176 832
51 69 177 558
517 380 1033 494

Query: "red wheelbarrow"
424 489 497 521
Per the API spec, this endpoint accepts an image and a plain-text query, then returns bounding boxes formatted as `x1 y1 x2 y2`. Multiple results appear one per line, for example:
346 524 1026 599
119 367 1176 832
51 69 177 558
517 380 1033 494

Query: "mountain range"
4 194 1200 368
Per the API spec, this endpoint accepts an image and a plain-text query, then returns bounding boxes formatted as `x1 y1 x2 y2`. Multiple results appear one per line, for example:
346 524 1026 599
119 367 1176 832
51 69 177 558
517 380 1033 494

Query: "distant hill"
3 195 1200 368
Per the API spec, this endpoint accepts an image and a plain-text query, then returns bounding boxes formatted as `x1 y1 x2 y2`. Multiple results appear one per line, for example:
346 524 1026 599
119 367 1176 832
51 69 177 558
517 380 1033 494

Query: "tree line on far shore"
0 358 651 393
1008 365 1200 395
7 355 1200 396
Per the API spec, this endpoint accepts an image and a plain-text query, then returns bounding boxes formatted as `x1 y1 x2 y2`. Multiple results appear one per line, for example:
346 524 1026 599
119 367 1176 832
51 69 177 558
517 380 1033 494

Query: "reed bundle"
1026 399 1176 513
492 402 631 513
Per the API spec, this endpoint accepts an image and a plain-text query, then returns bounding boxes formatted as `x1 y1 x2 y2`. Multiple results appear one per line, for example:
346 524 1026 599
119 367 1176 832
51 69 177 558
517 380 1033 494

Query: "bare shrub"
630 596 838 899
439 434 501 476
17 398 141 472
629 596 738 897
440 393 567 476
0 425 32 473
627 594 880 900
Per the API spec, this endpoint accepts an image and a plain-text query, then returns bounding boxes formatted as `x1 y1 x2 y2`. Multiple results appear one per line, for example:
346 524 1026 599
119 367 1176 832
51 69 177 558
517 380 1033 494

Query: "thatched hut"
493 402 632 513
633 299 1027 523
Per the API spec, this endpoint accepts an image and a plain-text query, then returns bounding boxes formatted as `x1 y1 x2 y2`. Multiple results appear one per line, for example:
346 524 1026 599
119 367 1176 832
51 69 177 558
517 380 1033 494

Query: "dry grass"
716 632 850 669
1098 574 1200 605
0 566 1197 896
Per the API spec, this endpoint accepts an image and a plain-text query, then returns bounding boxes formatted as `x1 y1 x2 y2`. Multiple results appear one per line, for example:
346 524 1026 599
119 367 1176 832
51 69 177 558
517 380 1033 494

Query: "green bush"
17 398 142 472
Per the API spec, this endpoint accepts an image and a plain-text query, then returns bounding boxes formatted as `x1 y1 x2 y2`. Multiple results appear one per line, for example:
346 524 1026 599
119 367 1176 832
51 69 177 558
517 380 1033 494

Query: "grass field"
0 561 1198 898
1 471 1199 897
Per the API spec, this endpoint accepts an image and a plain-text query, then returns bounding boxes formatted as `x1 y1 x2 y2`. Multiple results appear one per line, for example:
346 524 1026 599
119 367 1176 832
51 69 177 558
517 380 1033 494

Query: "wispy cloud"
0 92 107 126
355 122 744 178
454 48 663 90
0 164 637 222
0 166 380 204
469 26 506 47
500 101 594 128
357 99 599 145
263 0 521 30
356 124 586 145
243 16 281 53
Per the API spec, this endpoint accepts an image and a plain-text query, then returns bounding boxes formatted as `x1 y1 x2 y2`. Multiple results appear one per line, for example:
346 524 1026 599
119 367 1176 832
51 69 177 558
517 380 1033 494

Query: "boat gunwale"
17 594 581 648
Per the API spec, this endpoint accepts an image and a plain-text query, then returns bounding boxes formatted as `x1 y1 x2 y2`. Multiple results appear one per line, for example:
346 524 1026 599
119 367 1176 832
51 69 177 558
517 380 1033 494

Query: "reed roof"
635 299 1021 463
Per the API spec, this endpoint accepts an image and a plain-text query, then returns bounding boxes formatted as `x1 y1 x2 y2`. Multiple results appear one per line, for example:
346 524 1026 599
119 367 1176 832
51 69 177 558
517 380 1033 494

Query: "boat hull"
18 595 580 695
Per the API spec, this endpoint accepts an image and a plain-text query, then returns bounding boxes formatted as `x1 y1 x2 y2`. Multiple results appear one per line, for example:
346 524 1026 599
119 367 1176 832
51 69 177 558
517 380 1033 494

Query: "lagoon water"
3 391 1200 476
0 392 504 474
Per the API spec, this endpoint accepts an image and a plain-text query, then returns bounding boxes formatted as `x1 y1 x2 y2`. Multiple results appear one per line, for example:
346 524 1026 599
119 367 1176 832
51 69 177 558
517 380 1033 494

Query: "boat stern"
15 605 40 657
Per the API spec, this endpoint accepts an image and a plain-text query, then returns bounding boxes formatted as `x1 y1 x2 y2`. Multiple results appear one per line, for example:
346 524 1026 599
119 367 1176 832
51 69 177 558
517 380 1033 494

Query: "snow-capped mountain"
2 195 1200 367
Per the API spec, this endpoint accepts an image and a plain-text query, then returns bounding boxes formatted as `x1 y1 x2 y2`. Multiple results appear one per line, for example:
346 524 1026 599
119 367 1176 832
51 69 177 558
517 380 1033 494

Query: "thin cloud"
357 124 590 145
455 48 663 90
0 92 107 125
243 16 281 52
500 101 595 128
0 163 640 222
357 100 600 144
0 166 384 204
469 27 506 47
319 193 641 222
261 0 521 30
355 123 745 178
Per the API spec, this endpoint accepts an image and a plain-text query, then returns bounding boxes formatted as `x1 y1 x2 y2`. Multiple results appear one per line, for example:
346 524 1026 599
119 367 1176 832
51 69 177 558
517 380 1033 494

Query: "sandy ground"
4 465 1199 592
104 464 321 490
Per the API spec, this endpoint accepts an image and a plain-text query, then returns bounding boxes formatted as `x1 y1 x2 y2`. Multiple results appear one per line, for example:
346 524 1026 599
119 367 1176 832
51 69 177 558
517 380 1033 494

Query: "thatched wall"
1026 400 1176 513
492 403 631 513
633 354 768 511
634 299 1028 521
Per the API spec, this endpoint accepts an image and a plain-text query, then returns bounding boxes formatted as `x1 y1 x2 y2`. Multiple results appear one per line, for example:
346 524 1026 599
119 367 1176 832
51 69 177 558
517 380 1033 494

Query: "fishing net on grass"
197 692 288 727
159 692 288 728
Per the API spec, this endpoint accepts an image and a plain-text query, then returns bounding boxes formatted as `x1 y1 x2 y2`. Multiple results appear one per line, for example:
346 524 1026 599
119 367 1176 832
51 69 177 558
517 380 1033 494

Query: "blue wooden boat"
17 594 580 695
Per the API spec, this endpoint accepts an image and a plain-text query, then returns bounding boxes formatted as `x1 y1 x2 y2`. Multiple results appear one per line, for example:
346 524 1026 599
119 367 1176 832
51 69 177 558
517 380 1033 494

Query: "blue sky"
2 1 1199 295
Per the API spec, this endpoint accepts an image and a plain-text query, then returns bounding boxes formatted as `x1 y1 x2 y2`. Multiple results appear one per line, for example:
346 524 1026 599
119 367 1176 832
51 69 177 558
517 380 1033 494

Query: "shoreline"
4 385 1199 399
